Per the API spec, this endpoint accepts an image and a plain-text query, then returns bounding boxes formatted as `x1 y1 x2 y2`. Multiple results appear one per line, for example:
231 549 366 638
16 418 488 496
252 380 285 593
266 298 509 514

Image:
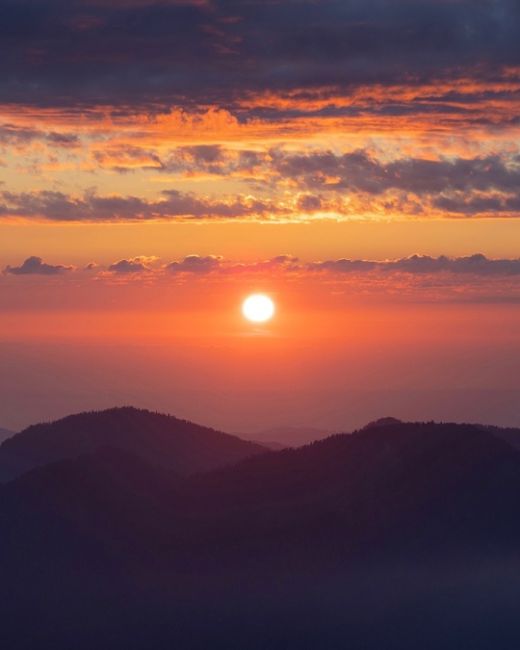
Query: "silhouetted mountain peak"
0 407 266 482
362 417 403 430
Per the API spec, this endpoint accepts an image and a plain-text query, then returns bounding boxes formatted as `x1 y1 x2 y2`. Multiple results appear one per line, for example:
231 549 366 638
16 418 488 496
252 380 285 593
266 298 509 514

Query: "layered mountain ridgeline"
0 407 266 482
4 415 520 649
0 427 15 443
4 417 520 564
240 426 336 448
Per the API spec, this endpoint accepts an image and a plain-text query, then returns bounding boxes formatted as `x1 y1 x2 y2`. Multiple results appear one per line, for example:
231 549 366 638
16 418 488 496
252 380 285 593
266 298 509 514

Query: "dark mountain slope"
4 419 520 649
5 419 520 565
0 407 266 482
174 420 520 558
0 447 177 577
485 423 520 451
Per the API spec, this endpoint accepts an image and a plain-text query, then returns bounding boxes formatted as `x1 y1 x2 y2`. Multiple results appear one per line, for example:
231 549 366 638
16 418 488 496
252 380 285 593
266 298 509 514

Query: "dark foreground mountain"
0 407 266 482
3 417 520 649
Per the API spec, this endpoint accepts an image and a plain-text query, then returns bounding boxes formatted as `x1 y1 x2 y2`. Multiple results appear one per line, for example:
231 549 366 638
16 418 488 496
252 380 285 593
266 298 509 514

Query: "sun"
242 294 275 323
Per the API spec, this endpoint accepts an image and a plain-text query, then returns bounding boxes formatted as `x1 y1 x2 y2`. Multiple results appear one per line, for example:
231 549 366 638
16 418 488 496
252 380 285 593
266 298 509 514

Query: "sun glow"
242 294 275 323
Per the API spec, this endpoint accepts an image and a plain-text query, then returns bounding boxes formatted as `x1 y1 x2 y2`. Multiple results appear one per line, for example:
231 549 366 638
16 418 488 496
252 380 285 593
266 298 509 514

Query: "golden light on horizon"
242 294 276 323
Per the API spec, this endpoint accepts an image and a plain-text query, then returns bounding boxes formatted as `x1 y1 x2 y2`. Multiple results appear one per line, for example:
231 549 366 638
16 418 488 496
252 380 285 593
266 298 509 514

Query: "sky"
1 0 520 432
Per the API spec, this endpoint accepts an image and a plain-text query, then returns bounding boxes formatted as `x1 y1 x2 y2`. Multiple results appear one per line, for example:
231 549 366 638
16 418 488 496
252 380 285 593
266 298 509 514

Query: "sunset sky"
1 0 520 432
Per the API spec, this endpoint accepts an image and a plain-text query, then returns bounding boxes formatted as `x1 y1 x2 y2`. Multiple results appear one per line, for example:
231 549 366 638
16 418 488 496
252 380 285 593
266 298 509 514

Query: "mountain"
5 417 520 561
4 417 520 649
482 424 520 451
177 420 520 556
0 407 266 482
251 439 287 450
4 418 520 567
0 427 15 443
362 416 403 429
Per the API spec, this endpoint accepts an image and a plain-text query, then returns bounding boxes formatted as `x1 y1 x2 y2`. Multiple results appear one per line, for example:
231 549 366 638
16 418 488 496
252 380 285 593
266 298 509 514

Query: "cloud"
0 189 284 222
94 144 268 177
159 146 266 176
166 255 222 274
272 151 520 196
108 257 155 273
1 0 519 115
150 253 520 278
308 259 377 273
0 124 80 148
310 254 520 276
85 146 520 219
3 256 73 275
296 194 323 212
4 253 520 292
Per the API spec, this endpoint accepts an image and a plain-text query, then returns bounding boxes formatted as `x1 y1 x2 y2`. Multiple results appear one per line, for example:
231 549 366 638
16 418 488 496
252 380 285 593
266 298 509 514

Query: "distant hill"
5 418 520 560
0 427 15 443
365 416 520 452
250 439 288 451
241 425 335 448
361 416 403 430
178 420 520 555
4 416 520 649
0 407 266 482
480 424 520 452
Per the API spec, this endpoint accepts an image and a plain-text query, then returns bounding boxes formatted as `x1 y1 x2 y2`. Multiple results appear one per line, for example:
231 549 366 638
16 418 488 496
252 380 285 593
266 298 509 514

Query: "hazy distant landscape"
2 407 520 648
0 427 14 443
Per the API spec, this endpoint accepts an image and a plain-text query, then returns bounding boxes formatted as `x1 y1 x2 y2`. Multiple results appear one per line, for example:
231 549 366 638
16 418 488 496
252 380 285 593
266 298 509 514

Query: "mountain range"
3 408 520 649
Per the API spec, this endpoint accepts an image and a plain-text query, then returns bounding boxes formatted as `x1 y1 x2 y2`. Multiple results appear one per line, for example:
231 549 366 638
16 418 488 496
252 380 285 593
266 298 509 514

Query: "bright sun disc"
242 294 275 323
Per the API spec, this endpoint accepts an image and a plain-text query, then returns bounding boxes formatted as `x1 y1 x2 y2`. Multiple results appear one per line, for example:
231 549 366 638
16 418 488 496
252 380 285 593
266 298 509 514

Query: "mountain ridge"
0 406 266 483
0 427 15 443
5 416 520 559
4 413 520 648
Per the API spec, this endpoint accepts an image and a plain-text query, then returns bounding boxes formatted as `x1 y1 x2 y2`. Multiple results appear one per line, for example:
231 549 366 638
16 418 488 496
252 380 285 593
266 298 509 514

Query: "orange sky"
1 300 519 432
1 0 520 431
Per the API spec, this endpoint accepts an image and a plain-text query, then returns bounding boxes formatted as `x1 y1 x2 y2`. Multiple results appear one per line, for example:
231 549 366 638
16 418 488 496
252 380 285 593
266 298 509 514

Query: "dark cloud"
310 254 520 276
166 254 222 273
4 253 520 281
0 0 519 111
0 188 283 221
89 145 520 218
159 146 265 176
108 258 151 273
433 193 520 215
0 124 80 148
95 144 268 177
272 151 520 196
3 256 73 275
308 259 377 273
296 194 323 212
224 255 301 274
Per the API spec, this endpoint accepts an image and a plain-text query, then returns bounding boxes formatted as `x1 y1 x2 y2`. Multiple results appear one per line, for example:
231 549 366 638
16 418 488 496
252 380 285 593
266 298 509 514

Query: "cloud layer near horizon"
3 253 520 308
5 253 520 277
